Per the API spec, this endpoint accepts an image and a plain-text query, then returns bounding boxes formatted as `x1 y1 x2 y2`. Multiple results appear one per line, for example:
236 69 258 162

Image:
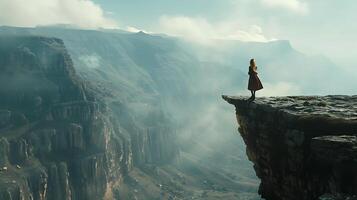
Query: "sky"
0 0 356 66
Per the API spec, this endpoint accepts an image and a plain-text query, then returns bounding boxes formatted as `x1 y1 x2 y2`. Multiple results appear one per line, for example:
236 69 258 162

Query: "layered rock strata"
0 36 129 200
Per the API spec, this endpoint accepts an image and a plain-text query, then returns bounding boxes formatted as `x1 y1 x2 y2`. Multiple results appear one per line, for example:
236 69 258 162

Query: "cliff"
222 95 357 200
0 35 181 200
0 36 132 199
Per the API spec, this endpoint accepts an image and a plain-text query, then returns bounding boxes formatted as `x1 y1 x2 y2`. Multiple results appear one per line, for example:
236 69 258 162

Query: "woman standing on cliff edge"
248 58 263 101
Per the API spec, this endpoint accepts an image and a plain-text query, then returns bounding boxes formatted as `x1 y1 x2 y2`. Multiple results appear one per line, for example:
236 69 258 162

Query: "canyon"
1 25 356 200
0 36 178 200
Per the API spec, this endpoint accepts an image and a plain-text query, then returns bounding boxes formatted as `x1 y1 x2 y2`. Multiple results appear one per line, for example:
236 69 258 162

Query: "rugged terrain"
0 36 179 200
0 26 265 200
3 25 351 200
0 35 134 199
223 95 357 200
0 34 261 200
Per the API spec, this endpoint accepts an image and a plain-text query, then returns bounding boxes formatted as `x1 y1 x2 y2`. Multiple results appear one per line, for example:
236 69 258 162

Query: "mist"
1 26 356 199
64 28 357 196
159 35 357 196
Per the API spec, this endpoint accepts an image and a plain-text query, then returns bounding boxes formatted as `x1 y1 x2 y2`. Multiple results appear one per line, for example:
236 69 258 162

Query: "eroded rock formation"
0 36 127 200
223 95 357 200
0 36 179 200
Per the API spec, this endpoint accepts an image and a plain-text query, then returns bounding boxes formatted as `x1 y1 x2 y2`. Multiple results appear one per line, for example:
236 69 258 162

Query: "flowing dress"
248 66 263 91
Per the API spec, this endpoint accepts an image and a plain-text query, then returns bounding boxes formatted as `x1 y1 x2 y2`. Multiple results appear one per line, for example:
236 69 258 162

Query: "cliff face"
0 34 189 200
223 95 357 200
0 36 131 200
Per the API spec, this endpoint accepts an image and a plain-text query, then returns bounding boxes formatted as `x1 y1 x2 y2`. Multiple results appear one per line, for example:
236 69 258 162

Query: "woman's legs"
250 90 254 99
248 90 256 102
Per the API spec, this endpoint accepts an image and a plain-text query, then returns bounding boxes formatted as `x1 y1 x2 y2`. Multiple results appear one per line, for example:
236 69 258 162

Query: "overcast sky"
0 0 356 66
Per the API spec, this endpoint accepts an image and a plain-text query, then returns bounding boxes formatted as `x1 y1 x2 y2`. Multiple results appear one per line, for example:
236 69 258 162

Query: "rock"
9 139 29 164
0 34 180 200
0 110 11 127
47 162 71 200
223 95 357 200
285 129 305 147
311 135 357 163
10 113 28 127
0 138 10 166
319 193 357 200
131 126 179 165
0 36 128 200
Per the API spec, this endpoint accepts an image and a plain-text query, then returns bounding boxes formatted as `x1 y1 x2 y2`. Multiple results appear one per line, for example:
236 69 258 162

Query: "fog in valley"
0 25 356 199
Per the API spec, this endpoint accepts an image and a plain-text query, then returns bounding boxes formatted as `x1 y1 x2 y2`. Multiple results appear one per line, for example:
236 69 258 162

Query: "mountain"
0 36 130 199
0 26 353 200
0 28 260 200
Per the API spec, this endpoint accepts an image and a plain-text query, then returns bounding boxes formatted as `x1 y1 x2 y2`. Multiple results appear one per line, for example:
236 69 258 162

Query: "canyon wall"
0 36 178 200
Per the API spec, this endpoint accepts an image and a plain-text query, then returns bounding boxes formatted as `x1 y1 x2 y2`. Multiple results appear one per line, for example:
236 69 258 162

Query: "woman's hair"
250 59 256 67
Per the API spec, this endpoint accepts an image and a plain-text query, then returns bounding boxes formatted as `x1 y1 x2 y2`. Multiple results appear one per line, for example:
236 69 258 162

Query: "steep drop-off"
0 35 180 200
223 95 357 200
0 32 260 200
0 35 131 200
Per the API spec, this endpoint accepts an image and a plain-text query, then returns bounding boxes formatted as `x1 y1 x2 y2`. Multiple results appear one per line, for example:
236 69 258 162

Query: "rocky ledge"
222 95 357 200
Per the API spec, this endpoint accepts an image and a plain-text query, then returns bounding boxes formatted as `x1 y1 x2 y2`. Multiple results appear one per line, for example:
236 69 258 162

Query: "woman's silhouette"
248 59 263 101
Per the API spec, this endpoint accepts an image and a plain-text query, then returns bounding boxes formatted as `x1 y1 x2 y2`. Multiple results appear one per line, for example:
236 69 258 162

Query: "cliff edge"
223 95 357 200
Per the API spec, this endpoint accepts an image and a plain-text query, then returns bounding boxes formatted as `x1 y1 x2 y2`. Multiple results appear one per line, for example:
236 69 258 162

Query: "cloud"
259 82 301 96
0 0 118 29
79 54 101 68
226 25 277 42
126 26 144 33
260 0 308 14
234 82 301 97
158 16 274 44
126 26 153 34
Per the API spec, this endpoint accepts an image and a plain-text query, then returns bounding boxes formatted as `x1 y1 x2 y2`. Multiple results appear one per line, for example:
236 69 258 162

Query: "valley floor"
116 152 261 200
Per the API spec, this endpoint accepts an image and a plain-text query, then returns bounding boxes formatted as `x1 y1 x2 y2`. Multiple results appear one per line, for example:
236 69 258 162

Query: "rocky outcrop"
223 95 357 200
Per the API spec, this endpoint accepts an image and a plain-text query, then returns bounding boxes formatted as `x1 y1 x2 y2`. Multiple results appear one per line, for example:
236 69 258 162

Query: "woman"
248 58 263 101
